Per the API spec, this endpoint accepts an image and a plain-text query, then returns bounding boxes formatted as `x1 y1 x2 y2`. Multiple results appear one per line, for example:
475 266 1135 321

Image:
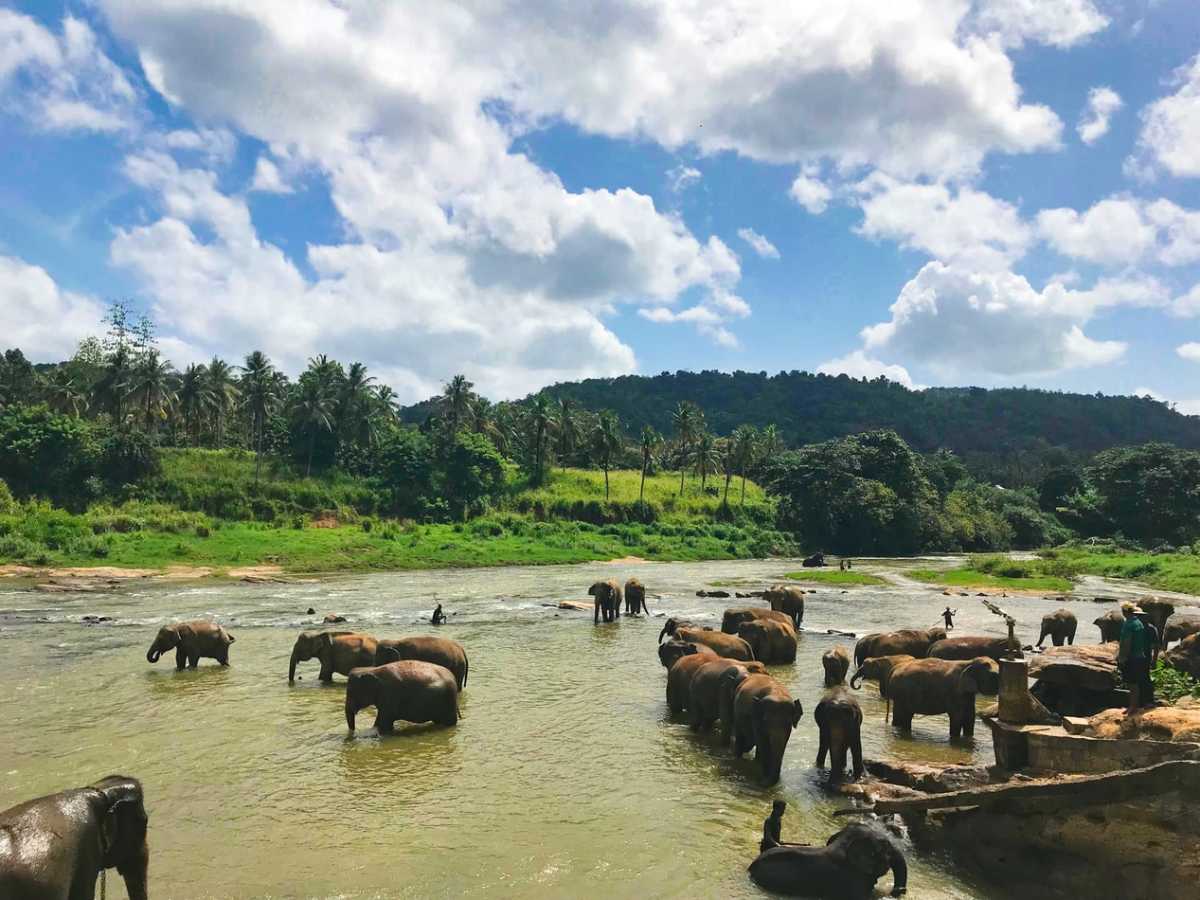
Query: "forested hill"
506 371 1200 456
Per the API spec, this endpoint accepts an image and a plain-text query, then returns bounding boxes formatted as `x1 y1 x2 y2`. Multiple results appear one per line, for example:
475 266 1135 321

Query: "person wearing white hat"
1118 601 1154 712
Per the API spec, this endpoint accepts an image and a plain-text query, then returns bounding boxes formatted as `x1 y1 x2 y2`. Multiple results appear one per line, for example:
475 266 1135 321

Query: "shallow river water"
0 559 1098 899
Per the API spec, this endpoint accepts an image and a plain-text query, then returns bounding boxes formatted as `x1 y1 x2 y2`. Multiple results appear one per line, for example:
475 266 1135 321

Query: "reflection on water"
0 557 1060 899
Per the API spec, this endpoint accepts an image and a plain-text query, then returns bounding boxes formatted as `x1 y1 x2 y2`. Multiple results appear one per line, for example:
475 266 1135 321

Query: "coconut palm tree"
733 424 759 505
527 395 557 484
94 345 133 422
440 374 475 435
241 351 279 482
638 425 661 502
203 357 240 448
177 363 212 445
44 368 86 417
556 397 580 463
592 411 623 500
338 361 378 448
374 385 400 425
125 350 176 434
692 430 720 492
671 401 702 496
292 376 335 477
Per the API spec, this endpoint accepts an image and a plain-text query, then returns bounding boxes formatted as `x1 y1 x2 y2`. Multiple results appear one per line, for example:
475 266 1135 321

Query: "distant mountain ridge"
402 370 1200 458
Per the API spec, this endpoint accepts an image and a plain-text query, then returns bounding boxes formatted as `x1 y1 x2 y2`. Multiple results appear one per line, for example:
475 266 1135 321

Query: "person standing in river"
941 607 957 630
431 603 446 626
1118 601 1154 712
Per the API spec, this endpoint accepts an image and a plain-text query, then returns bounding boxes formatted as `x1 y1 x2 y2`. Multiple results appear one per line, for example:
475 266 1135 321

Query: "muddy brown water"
0 558 1109 898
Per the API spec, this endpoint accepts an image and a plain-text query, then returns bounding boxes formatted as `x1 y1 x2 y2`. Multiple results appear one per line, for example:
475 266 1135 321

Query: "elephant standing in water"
849 654 915 721
589 579 623 623
1037 609 1078 647
927 635 1011 661
345 660 460 732
822 646 851 687
763 585 805 629
376 636 469 690
289 631 378 682
888 656 1000 739
721 607 793 634
660 618 755 661
853 627 946 666
731 674 803 784
814 686 864 780
146 620 235 668
749 820 907 899
624 578 649 615
1095 609 1124 643
737 618 797 664
658 639 716 669
687 658 767 733
0 775 149 900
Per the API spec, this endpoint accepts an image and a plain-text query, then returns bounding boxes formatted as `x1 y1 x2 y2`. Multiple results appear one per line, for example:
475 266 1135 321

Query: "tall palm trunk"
639 461 647 501
306 428 316 478
254 414 263 483
678 447 686 496
740 473 747 505
724 471 732 506
604 464 610 500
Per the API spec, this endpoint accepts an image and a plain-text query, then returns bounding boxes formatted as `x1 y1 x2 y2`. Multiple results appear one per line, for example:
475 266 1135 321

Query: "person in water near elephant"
761 800 786 852
941 607 957 630
1119 602 1155 712
431 603 446 625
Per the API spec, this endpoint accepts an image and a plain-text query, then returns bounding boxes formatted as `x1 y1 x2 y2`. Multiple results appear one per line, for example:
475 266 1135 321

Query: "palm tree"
338 361 377 447
733 424 760 505
757 424 782 471
203 357 240 448
719 436 736 506
292 376 335 477
592 411 624 500
45 368 85 417
639 425 660 502
241 351 279 482
126 350 176 434
692 430 720 492
94 345 133 422
527 395 557 484
440 374 475 435
177 363 212 445
374 385 400 425
556 397 580 463
672 401 702 495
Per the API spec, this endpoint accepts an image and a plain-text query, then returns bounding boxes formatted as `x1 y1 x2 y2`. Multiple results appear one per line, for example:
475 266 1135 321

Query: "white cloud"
1144 199 1200 266
1178 343 1200 363
790 166 833 214
1134 53 1200 178
817 351 917 388
1037 198 1157 265
1077 86 1122 144
0 11 138 134
1171 284 1200 318
737 228 779 260
162 127 237 164
856 175 1031 269
249 156 293 194
970 0 1109 48
1132 386 1200 416
667 165 701 194
859 261 1156 379
0 254 106 360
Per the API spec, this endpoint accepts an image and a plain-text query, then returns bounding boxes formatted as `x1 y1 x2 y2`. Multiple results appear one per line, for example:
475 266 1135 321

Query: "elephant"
737 618 797 664
888 656 1000 739
1164 633 1200 679
763 585 805 629
849 654 915 721
814 686 864 780
376 636 469 690
624 578 649 615
731 674 804 784
345 660 460 733
822 645 851 687
146 620 235 668
658 638 717 669
660 618 755 661
1094 609 1124 643
853 627 946 666
289 630 378 683
687 658 767 733
927 635 1011 661
1037 609 1078 647
801 552 826 568
721 607 793 634
749 820 907 899
1165 613 1200 645
1139 598 1175 651
589 579 623 624
0 774 149 900
666 653 719 713
657 618 704 643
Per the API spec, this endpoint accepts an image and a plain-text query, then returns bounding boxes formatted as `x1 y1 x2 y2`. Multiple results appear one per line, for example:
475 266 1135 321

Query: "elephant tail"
463 655 468 688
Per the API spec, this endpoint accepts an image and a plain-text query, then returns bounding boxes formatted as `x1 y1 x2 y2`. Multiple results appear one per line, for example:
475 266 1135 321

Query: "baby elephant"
822 646 851 687
146 620 235 669
345 660 460 733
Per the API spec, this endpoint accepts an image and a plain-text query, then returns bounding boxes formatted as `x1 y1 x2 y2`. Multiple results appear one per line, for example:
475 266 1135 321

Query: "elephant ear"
842 830 888 879
92 777 147 866
378 644 402 664
958 659 987 694
320 631 335 653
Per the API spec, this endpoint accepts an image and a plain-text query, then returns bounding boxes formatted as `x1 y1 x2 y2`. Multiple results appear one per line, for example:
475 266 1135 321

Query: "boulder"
558 600 590 612
1077 698 1200 744
1166 613 1200 645
1164 633 1200 679
1029 643 1120 692
865 759 996 794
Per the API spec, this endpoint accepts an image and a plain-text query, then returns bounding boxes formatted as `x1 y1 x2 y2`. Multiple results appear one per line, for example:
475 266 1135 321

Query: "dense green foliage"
1152 660 1200 702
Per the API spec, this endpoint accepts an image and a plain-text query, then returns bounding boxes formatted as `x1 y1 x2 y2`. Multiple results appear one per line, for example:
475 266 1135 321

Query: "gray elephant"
849 654 916 721
814 686 864 780
737 618 797 664
146 620 235 668
731 673 804 784
749 820 907 899
687 658 766 733
345 660 460 733
658 638 717 669
289 630 378 682
666 652 718 713
1140 597 1175 653
0 775 149 900
589 579 623 624
763 584 805 628
376 636 468 690
822 645 851 687
721 607 793 634
888 656 1000 739
1094 609 1123 643
1164 633 1200 678
624 578 649 615
1165 612 1200 645
853 627 946 666
927 635 1011 661
1037 609 1078 647
660 618 755 661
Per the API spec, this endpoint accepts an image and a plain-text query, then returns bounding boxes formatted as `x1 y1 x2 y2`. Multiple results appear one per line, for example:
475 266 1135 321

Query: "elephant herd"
587 576 649 623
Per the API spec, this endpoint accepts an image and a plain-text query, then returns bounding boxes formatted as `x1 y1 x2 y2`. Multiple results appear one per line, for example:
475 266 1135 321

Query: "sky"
2 0 1200 409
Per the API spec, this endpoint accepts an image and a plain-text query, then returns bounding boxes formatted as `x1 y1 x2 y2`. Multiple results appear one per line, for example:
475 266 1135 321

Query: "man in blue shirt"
1118 602 1154 712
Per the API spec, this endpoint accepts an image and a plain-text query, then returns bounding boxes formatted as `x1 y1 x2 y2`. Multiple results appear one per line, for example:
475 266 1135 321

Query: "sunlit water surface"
0 558 1085 898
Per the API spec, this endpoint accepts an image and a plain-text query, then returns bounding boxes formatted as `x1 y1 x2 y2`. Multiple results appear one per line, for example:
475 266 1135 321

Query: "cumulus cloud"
1133 53 1200 178
859 262 1160 379
1077 86 1122 144
790 166 833 214
0 11 138 134
970 0 1109 48
249 156 292 194
0 254 106 360
1038 196 1200 266
1172 284 1200 318
816 351 917 388
1178 343 1200 363
162 127 237 164
737 228 779 260
667 165 701 194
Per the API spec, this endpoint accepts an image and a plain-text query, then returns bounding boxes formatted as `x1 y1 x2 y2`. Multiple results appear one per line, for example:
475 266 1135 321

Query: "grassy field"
1034 546 1200 595
783 570 885 586
908 567 1073 593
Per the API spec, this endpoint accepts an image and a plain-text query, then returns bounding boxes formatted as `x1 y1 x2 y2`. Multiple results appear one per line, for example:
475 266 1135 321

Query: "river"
0 558 1099 898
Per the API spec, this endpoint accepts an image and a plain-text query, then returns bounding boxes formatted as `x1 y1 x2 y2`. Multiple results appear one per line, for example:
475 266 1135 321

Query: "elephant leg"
1053 633 1064 647
734 726 752 758
175 647 187 670
891 703 912 731
831 742 847 779
218 649 229 666
319 662 334 683
815 727 829 768
594 602 600 625
851 733 864 778
375 713 395 734
188 653 200 668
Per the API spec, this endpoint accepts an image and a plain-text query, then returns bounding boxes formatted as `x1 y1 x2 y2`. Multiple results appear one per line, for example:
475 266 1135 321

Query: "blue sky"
3 0 1200 409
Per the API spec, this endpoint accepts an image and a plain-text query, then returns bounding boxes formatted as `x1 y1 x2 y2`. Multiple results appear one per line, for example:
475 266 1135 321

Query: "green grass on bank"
1035 546 1200 595
909 567 1073 593
783 570 885 586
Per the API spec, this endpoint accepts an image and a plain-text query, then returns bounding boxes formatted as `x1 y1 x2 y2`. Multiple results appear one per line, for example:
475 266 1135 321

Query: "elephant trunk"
288 650 300 683
849 667 865 690
887 843 908 896
146 647 160 664
345 698 357 732
657 623 670 644
117 842 150 900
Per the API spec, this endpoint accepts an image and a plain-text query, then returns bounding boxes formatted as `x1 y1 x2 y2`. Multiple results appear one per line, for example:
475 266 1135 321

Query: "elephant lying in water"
345 660 460 733
376 636 469 690
0 775 149 900
749 819 907 899
289 630 377 682
853 627 946 666
888 656 1000 739
146 620 235 668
